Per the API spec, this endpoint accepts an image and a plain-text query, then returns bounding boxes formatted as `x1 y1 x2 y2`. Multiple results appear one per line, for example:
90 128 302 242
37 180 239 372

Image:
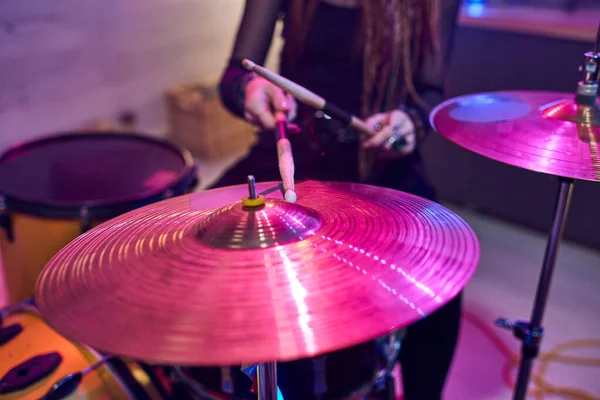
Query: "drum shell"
0 132 198 305
1 214 97 306
0 305 163 400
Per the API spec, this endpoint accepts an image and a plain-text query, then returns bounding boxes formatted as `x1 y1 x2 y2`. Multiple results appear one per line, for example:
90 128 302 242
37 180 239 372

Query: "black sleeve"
407 0 461 137
218 0 284 118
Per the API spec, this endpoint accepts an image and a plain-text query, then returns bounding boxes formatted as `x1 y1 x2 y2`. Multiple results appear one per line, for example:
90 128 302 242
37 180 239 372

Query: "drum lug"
0 352 62 394
0 324 23 345
80 207 91 233
0 197 14 242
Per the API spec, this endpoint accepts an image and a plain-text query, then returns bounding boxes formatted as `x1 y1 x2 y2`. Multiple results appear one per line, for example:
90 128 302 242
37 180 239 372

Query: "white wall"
0 0 282 152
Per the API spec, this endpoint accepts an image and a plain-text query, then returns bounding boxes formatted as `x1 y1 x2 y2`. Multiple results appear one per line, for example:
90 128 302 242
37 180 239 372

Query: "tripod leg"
497 177 574 400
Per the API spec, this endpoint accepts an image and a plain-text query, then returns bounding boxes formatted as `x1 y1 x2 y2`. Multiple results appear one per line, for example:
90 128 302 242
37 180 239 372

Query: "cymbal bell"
35 181 479 366
196 199 322 249
431 91 600 182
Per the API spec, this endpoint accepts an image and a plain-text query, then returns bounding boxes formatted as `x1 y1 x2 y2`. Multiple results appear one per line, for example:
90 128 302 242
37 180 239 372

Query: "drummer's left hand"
363 109 416 158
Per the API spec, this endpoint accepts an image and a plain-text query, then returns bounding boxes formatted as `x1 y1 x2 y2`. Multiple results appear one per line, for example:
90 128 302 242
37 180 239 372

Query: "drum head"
0 133 196 211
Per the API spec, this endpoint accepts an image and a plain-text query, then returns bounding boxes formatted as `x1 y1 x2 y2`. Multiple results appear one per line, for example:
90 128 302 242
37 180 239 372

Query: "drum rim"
0 131 198 219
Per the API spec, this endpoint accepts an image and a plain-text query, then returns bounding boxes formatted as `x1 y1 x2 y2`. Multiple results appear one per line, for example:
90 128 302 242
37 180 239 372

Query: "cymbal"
431 91 600 182
35 181 479 366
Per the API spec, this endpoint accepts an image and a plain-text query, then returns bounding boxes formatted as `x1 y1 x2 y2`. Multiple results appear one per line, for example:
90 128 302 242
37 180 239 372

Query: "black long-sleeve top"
218 0 460 184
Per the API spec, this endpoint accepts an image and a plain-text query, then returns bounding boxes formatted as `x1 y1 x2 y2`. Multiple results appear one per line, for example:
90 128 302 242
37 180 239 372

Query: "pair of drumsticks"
241 59 377 203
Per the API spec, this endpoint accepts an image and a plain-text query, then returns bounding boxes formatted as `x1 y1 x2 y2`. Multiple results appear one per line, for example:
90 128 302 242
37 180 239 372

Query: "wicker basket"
166 83 257 160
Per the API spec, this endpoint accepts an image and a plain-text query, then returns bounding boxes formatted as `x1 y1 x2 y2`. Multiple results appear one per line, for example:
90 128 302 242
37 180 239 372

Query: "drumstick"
242 59 376 137
274 111 297 203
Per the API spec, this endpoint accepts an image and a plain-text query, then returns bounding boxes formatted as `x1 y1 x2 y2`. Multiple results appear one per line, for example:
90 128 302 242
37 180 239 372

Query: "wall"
0 0 282 152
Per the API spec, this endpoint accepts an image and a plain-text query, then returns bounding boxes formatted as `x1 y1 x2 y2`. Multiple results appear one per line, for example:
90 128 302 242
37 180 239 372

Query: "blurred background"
1 1 599 399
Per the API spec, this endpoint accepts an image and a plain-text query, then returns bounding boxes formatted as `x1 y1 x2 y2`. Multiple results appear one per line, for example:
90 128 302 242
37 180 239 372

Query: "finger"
244 110 257 125
364 117 413 149
388 109 413 128
285 93 298 121
267 85 291 113
254 108 276 130
363 125 393 148
364 112 389 132
246 93 276 130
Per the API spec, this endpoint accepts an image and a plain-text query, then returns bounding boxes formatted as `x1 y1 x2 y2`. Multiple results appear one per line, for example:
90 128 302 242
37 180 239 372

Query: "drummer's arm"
407 0 461 140
219 0 284 118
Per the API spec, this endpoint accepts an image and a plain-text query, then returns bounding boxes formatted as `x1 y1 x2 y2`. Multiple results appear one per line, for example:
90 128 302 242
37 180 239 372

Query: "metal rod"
257 362 277 400
513 177 574 400
247 175 257 200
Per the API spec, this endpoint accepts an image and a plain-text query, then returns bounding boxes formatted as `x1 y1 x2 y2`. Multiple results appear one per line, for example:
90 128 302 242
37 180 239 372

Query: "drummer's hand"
363 109 416 158
244 76 297 130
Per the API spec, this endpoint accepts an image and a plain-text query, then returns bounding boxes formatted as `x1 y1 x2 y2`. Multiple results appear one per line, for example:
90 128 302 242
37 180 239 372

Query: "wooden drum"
0 132 198 305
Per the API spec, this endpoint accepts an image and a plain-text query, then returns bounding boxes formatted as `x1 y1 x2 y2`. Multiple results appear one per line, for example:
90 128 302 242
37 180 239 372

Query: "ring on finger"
386 125 407 151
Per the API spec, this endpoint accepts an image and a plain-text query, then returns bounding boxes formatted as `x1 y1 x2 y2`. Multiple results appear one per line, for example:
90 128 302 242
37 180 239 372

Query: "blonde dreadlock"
282 0 441 118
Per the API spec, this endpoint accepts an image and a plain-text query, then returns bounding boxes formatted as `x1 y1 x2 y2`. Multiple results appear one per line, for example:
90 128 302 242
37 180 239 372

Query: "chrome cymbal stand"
496 31 600 399
496 177 574 400
257 362 278 400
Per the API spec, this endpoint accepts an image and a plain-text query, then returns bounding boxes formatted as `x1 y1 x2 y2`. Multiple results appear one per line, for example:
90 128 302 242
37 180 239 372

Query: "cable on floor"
463 311 600 400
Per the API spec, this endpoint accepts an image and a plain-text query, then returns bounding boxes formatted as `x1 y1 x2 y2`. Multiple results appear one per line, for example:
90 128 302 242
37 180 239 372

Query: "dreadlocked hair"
282 0 440 118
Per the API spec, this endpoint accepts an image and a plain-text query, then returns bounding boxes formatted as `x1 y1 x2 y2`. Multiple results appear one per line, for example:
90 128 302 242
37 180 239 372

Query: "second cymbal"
431 91 600 181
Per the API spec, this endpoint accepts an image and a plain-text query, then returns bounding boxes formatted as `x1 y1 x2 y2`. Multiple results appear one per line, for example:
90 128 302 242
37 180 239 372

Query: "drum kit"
0 33 599 400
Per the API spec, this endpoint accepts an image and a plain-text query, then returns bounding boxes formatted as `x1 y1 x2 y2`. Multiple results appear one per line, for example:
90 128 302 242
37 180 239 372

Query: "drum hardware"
256 362 277 400
232 178 279 400
494 177 573 400
0 323 21 345
0 353 63 394
372 330 404 399
0 299 166 400
430 31 600 400
41 356 114 400
257 182 286 197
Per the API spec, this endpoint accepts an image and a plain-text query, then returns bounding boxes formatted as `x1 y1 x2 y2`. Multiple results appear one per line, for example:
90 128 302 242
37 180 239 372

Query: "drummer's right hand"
244 76 297 130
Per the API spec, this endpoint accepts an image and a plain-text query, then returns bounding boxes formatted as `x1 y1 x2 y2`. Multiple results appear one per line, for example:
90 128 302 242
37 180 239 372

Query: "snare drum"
0 302 165 400
0 132 197 305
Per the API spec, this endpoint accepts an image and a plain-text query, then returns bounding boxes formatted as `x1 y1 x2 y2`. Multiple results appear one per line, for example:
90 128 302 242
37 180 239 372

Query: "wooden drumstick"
274 111 297 203
242 59 376 137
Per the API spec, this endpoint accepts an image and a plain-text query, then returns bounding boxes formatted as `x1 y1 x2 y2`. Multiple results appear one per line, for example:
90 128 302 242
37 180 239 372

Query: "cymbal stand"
496 33 600 399
496 177 574 400
257 362 278 400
